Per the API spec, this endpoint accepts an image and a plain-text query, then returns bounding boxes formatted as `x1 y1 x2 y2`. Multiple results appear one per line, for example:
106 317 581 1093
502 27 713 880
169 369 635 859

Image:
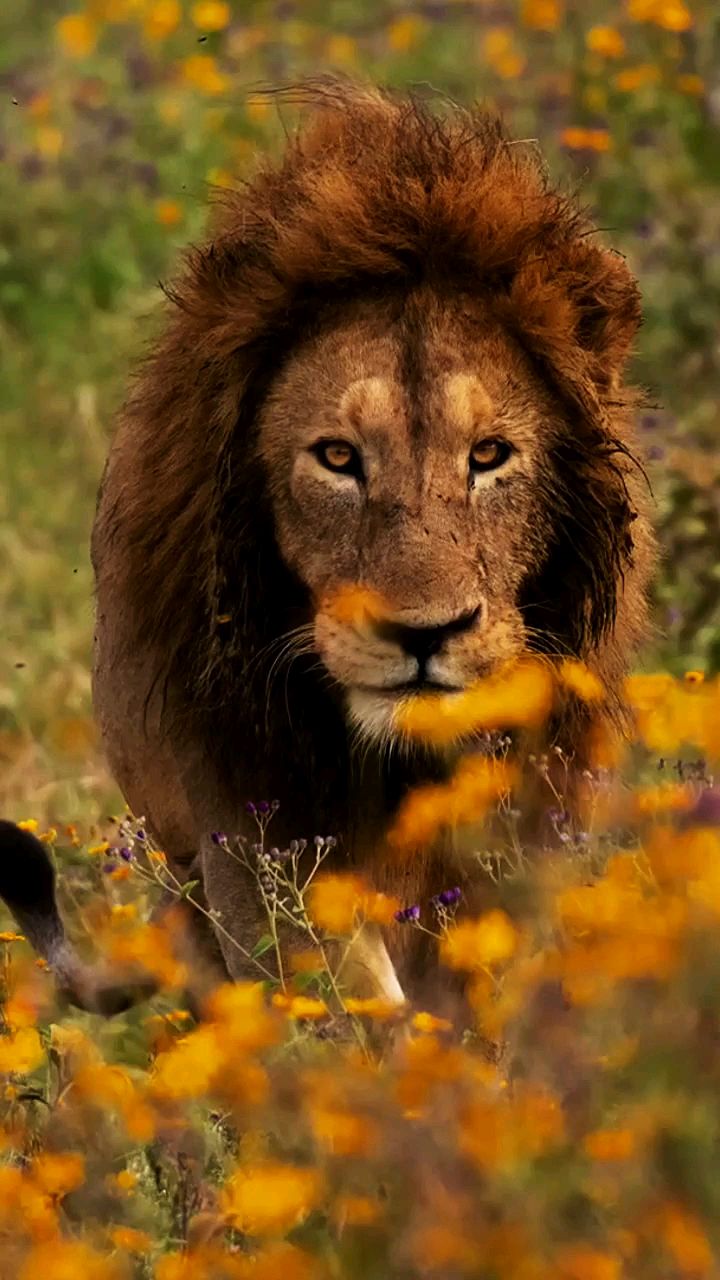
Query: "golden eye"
469 438 511 473
313 440 363 477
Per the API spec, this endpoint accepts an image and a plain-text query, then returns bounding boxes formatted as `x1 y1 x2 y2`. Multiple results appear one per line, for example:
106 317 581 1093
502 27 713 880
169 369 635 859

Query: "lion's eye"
313 440 363 477
469 438 511 473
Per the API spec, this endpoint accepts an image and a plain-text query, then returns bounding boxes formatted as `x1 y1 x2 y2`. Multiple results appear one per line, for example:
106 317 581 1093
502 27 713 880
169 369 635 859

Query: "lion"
0 76 655 1014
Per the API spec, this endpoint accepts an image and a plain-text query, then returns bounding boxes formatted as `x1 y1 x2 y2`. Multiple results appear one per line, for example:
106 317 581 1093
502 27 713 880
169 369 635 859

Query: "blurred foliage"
1 0 720 821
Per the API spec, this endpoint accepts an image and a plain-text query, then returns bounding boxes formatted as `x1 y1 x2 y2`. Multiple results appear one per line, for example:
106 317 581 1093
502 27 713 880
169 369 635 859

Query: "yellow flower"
87 840 110 855
221 1162 324 1235
396 658 554 744
17 819 38 832
143 0 181 41
684 668 705 683
32 1152 85 1197
39 827 57 844
155 198 183 227
388 756 516 850
583 1128 636 1160
56 13 97 57
441 910 518 971
559 659 605 702
387 15 427 52
180 54 229 95
586 25 626 56
271 993 329 1020
0 1026 44 1074
108 1225 153 1252
0 932 25 943
521 0 563 30
192 0 231 30
412 1011 452 1034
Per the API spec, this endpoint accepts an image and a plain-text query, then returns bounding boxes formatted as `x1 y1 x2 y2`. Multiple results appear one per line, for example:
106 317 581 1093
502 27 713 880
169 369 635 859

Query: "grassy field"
3 2 720 1277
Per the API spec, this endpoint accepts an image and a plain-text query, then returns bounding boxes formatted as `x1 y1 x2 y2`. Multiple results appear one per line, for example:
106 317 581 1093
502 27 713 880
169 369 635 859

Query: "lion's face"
258 290 567 744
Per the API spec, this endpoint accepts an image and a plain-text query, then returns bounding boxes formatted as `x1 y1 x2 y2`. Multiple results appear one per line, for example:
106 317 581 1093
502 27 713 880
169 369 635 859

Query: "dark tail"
0 820 157 1015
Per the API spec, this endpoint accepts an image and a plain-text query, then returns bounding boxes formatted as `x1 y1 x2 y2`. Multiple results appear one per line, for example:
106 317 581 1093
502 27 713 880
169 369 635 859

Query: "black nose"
376 606 481 662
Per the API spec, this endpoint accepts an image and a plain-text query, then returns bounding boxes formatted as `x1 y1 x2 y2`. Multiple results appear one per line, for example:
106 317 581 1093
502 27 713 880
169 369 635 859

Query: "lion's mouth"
353 679 465 696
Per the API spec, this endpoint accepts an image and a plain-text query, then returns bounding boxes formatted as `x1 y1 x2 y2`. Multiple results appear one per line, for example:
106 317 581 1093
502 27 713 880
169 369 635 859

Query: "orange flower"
397 658 554 744
440 910 518 971
559 659 605 702
323 583 388 628
221 1162 324 1236
108 1225 153 1252
586 25 626 56
388 756 516 850
615 63 662 92
344 996 405 1020
191 0 231 31
181 54 229 95
561 126 613 152
22 1240 122 1280
657 1201 712 1273
332 1194 381 1226
309 1104 378 1157
307 873 364 933
155 199 183 227
556 1246 621 1280
271 993 329 1020
387 14 427 52
583 1128 636 1161
143 0 181 41
0 1026 44 1074
412 1011 452 1034
31 1152 85 1198
521 0 563 30
56 13 97 57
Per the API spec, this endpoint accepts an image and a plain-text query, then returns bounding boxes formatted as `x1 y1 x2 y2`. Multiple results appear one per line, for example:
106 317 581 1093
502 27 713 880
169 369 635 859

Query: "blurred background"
1 0 718 823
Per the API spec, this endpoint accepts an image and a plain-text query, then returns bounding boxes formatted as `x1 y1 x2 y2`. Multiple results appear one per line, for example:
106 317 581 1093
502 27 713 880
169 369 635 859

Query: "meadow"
2 0 720 1276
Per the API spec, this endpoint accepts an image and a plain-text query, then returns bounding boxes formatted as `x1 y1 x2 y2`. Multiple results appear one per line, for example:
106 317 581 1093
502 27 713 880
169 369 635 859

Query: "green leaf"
251 934 276 960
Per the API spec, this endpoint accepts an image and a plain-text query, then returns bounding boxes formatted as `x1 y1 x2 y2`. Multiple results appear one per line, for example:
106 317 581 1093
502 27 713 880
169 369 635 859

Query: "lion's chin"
346 685 463 750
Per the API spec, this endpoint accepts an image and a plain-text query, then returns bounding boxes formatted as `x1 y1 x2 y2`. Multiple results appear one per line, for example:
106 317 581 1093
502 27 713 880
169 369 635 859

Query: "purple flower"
683 787 720 828
102 863 115 874
395 904 421 923
119 847 133 862
135 828 146 842
547 807 570 825
439 887 462 907
245 801 257 815
210 831 227 846
257 801 270 815
647 445 665 461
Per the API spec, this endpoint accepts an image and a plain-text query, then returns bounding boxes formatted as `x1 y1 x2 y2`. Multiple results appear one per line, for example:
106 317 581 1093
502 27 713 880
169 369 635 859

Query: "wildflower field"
3 1 720 1277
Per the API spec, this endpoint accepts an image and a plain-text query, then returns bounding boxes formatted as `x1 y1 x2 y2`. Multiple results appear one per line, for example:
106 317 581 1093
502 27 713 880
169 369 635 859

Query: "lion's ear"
567 244 642 394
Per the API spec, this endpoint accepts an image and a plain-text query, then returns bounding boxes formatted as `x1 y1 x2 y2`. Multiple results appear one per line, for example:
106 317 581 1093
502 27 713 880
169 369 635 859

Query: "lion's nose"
376 606 481 662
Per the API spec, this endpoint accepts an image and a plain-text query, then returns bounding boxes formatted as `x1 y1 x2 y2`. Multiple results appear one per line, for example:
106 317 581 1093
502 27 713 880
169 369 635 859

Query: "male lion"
1 77 654 1012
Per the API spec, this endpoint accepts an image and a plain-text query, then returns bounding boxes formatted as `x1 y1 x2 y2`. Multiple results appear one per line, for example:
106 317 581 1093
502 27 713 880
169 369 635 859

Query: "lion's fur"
86 75 655 1004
